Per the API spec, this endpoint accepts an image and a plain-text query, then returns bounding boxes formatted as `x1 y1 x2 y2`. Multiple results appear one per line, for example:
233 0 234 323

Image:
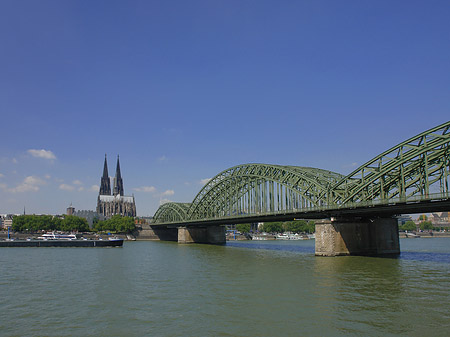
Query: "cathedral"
96 155 136 218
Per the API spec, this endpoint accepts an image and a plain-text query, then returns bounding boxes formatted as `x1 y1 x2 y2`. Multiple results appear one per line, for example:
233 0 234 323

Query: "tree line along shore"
8 214 136 234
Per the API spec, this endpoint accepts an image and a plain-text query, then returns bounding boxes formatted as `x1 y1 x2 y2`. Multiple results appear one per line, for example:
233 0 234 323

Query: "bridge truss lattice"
153 121 450 224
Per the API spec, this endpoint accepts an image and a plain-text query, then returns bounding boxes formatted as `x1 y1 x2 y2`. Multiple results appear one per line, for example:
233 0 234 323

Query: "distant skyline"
1 1 449 216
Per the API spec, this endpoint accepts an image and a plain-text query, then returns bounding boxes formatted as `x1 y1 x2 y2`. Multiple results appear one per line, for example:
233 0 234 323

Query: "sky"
1 0 449 216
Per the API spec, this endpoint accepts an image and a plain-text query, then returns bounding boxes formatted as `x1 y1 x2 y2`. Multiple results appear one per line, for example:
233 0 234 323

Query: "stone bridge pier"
177 225 226 244
315 217 400 256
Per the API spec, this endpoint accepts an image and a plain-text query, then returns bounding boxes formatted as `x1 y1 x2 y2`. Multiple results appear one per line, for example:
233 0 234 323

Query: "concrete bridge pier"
315 217 400 256
177 226 226 244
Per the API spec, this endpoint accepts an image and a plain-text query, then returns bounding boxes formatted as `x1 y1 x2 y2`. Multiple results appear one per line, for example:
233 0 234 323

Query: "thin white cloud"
342 162 359 169
0 173 4 178
200 178 211 185
158 155 167 162
10 176 46 193
89 185 99 192
12 158 18 164
27 149 56 160
59 183 75 191
160 199 172 205
0 182 7 190
161 189 174 196
78 187 85 192
73 180 83 185
45 175 51 180
133 186 157 193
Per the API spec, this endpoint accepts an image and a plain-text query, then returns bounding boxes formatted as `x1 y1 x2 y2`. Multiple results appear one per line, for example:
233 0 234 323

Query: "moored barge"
0 233 124 247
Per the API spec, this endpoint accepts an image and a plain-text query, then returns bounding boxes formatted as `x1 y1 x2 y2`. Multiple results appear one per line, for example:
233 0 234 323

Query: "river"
1 238 449 336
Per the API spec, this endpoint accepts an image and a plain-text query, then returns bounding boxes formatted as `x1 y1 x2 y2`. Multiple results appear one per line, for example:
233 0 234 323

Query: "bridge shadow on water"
226 241 315 254
399 251 450 264
226 241 450 264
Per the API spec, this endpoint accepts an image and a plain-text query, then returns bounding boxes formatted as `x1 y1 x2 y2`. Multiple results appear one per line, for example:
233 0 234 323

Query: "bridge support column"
177 226 226 244
315 217 400 256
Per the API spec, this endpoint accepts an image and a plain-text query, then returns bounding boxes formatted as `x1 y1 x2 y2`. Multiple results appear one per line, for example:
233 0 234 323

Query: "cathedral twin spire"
99 154 124 196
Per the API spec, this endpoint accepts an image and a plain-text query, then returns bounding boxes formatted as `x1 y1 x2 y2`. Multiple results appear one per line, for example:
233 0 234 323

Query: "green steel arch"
152 121 450 224
153 202 191 223
186 164 344 220
153 165 345 223
327 121 450 204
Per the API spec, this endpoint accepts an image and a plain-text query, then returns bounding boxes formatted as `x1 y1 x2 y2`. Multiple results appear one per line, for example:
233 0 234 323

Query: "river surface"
1 238 450 337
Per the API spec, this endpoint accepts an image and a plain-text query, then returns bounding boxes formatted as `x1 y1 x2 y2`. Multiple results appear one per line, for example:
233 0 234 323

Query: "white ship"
37 232 77 240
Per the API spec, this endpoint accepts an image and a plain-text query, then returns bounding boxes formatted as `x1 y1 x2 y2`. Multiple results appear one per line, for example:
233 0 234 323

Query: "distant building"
67 204 75 216
73 210 105 228
429 212 450 228
96 155 136 218
396 215 413 225
0 214 14 230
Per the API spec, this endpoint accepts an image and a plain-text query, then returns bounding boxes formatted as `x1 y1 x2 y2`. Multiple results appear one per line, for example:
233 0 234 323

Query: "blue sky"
1 0 449 216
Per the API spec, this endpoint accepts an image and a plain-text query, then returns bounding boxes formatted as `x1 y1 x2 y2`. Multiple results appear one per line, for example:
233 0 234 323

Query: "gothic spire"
113 155 124 196
102 154 109 178
99 154 111 195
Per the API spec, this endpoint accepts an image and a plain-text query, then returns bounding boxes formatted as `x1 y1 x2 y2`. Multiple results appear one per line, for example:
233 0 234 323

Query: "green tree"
419 221 433 230
236 223 251 233
12 215 26 232
401 221 416 231
261 222 284 233
93 215 136 233
288 220 307 233
418 214 428 221
306 221 316 234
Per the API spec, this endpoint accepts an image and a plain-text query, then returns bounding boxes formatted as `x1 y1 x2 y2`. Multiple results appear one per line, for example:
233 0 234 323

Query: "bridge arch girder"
186 164 344 221
328 121 450 204
152 121 450 224
152 202 191 223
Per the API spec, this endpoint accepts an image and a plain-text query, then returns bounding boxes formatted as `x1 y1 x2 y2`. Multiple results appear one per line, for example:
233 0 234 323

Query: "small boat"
405 232 420 238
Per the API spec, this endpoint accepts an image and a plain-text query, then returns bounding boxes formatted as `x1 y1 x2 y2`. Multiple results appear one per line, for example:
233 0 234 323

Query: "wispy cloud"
160 198 172 205
342 162 359 169
27 149 56 160
133 186 157 193
158 155 167 162
90 185 99 192
200 178 211 185
0 173 4 178
59 183 75 191
161 189 174 196
72 180 83 185
10 176 46 193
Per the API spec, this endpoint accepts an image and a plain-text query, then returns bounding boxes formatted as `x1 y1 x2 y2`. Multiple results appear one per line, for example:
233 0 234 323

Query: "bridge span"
151 121 450 256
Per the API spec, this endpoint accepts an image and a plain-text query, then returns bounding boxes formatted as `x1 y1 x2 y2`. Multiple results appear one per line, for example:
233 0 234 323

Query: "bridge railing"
151 191 450 225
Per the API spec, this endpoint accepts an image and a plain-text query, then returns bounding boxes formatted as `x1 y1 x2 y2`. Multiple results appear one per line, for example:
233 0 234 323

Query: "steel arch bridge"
153 121 450 225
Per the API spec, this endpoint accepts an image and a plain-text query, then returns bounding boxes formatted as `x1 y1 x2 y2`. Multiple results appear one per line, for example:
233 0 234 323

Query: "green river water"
1 238 449 336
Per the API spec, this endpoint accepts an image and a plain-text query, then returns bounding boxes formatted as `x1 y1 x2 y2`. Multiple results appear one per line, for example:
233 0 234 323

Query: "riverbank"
399 231 450 238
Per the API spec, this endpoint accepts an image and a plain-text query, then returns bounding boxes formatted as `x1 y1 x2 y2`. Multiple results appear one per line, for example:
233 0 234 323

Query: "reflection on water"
0 238 449 336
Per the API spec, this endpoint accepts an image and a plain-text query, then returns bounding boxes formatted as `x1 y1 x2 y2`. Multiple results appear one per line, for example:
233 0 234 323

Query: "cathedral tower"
113 155 124 196
99 154 111 195
97 155 136 218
